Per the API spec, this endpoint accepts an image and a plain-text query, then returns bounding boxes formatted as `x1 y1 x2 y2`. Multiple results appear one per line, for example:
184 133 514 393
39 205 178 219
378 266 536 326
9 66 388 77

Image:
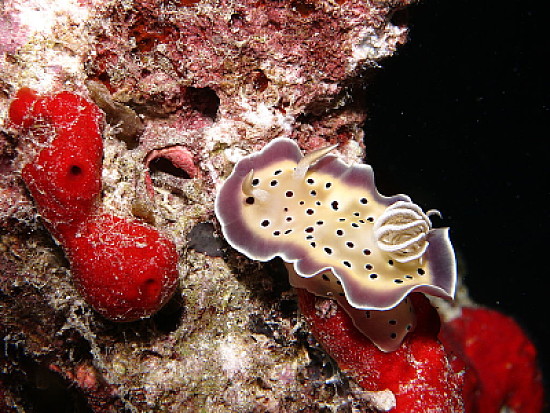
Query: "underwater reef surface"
0 0 543 412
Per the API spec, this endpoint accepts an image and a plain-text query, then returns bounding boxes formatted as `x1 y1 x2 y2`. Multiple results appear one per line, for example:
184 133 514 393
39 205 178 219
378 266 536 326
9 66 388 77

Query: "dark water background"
363 0 549 405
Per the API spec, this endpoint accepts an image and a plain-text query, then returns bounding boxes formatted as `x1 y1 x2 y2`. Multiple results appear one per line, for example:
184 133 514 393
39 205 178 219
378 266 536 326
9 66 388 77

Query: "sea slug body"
215 138 457 351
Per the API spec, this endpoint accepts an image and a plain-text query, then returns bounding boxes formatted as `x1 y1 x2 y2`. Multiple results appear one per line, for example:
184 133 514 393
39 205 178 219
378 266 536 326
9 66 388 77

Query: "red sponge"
9 88 179 321
8 87 40 130
297 289 464 412
21 126 103 240
67 214 179 321
10 88 103 240
440 306 544 413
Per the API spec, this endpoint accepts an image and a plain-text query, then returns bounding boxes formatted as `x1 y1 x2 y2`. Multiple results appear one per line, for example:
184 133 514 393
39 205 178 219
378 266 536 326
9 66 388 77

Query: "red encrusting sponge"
9 88 104 240
298 288 544 412
298 289 465 412
9 88 179 321
66 214 180 321
440 306 544 413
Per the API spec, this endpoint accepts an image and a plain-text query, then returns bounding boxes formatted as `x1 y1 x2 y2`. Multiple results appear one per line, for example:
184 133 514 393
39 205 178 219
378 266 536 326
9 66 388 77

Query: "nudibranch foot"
215 138 457 351
287 264 416 352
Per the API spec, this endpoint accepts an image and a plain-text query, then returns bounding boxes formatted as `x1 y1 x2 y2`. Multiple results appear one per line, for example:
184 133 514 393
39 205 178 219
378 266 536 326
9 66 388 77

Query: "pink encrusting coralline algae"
144 145 201 197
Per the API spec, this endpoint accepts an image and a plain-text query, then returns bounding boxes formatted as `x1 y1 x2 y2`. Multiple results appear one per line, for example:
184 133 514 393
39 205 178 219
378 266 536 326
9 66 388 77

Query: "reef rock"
2 0 542 412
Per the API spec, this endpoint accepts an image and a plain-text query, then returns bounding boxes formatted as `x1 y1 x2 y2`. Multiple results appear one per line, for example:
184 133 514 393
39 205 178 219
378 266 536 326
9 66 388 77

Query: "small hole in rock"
152 292 184 334
390 7 409 27
186 86 220 119
291 0 316 16
150 156 191 179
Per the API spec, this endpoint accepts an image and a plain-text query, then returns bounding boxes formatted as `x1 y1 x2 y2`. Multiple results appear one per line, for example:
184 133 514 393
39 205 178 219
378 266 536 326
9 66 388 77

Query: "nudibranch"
215 138 456 351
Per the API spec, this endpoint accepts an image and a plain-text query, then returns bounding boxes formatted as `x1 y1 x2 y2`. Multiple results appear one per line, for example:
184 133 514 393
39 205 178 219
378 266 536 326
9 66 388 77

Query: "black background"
363 0 549 404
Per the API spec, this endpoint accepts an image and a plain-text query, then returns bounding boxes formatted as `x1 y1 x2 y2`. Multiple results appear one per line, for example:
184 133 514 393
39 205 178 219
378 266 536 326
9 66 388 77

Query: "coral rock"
1 0 475 410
